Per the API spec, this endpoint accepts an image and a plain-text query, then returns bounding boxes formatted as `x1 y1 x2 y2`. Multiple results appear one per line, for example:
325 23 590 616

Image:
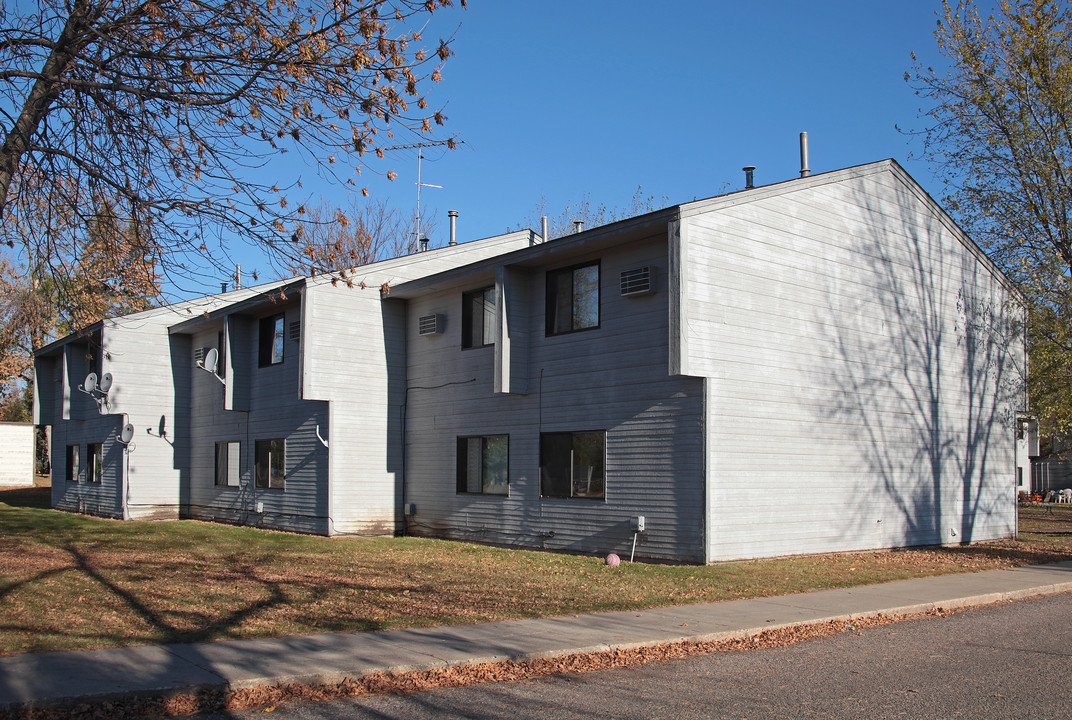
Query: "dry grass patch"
2 487 1070 656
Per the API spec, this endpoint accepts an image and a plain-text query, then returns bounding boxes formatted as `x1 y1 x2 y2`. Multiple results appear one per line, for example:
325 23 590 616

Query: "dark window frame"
456 434 510 495
545 260 601 336
258 313 285 367
254 438 286 489
539 430 606 499
461 286 496 349
66 444 79 483
217 330 227 380
86 443 103 484
215 441 241 487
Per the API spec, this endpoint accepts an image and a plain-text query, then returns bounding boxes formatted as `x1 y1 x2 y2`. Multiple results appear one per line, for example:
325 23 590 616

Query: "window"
217 330 226 380
66 445 79 483
255 439 285 489
86 443 103 484
456 435 509 495
540 431 605 499
546 261 600 335
462 286 495 349
215 441 241 487
258 313 285 367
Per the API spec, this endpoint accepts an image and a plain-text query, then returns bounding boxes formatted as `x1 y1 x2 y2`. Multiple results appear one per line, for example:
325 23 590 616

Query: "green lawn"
2 487 1070 656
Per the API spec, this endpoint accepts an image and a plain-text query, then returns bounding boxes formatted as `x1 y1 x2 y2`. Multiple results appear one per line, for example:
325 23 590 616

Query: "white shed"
0 422 35 487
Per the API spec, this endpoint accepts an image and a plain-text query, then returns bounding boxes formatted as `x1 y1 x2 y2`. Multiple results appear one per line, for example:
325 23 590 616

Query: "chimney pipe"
540 215 548 244
418 237 429 252
799 132 811 178
221 282 228 293
573 220 585 234
448 210 458 246
743 166 755 189
235 264 242 289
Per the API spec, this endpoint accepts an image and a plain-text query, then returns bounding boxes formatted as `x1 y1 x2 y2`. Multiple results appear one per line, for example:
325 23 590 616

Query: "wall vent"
418 314 444 336
289 320 301 342
620 267 653 296
193 346 206 364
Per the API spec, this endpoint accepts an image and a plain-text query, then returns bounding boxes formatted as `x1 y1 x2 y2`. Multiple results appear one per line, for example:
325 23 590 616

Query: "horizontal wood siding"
0 424 33 486
302 233 534 535
98 315 190 518
682 164 1023 561
50 414 126 517
184 311 330 535
403 235 707 562
38 288 306 521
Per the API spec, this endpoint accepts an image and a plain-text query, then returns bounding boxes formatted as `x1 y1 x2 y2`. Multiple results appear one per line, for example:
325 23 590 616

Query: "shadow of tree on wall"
812 184 1024 548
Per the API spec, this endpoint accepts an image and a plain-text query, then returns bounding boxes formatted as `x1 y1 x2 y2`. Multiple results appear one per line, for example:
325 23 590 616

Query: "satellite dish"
83 372 98 393
118 423 135 444
203 347 219 373
98 372 113 393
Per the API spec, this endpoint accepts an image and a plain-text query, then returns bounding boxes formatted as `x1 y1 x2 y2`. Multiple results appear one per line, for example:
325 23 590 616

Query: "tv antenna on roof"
382 138 464 246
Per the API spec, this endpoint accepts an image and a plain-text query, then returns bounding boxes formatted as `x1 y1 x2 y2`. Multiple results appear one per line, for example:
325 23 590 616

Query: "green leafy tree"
910 0 1072 437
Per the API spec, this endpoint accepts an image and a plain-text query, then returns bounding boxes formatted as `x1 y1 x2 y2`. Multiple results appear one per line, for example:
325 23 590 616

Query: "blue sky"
255 0 989 286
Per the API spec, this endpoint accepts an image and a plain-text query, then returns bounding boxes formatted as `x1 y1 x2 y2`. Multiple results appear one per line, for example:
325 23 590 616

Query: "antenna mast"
382 139 463 245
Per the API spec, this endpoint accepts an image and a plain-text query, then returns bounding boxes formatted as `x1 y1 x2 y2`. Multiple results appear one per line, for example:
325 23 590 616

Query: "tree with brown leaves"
0 197 161 421
0 0 464 287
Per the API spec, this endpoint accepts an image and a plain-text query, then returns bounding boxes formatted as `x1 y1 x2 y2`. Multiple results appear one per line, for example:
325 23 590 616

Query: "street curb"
4 581 1072 718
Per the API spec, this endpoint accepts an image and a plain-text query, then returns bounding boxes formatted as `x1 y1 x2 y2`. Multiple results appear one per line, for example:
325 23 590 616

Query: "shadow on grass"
0 487 51 509
62 543 299 646
928 541 1072 565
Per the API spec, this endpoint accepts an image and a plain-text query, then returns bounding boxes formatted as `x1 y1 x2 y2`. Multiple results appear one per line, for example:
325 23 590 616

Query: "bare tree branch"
0 0 465 287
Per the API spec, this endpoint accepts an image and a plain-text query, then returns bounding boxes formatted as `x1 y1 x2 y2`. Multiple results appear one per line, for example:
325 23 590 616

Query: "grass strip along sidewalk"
2 487 1071 657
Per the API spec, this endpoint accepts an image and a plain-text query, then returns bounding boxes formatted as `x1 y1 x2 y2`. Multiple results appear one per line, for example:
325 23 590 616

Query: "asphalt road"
200 592 1072 720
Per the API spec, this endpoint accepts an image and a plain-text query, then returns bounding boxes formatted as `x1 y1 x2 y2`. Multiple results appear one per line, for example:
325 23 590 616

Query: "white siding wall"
680 163 1024 561
302 232 536 535
0 423 34 486
402 235 707 562
39 288 271 520
101 315 187 518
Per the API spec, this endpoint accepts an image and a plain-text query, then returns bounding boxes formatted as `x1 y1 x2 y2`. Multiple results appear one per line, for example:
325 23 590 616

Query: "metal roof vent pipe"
418 237 429 252
573 220 585 234
539 215 548 245
743 166 756 189
448 210 458 246
799 132 811 178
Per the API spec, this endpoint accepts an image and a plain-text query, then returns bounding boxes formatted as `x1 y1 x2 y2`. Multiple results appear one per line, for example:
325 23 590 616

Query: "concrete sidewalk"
2 561 1071 712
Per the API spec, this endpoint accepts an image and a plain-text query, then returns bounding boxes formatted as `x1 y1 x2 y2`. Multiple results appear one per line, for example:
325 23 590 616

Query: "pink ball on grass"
605 553 621 567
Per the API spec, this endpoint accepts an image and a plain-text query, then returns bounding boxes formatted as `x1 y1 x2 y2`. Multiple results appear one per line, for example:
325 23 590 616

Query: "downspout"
120 415 129 520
